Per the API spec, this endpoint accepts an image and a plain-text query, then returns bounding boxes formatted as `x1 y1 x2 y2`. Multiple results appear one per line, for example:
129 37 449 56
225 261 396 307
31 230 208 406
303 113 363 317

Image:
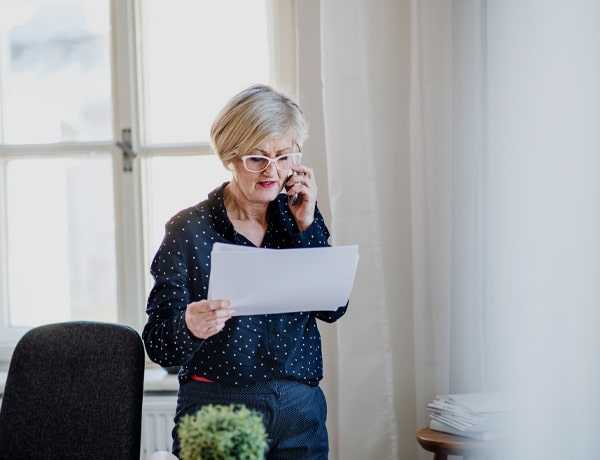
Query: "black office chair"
0 321 145 459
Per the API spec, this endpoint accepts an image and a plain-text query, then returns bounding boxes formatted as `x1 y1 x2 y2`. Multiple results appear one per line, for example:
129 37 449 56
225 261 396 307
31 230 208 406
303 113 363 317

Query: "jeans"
172 379 328 459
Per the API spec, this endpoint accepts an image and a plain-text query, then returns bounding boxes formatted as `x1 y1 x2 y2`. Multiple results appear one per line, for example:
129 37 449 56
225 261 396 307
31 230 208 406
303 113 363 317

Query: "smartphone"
290 171 299 206
286 153 302 206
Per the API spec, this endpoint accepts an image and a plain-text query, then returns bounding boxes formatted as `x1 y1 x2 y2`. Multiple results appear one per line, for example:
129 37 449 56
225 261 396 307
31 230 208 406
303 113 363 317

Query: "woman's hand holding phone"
286 164 317 231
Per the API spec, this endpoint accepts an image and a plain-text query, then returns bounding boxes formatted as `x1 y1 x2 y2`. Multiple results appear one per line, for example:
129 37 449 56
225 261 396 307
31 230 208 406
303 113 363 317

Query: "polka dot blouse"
142 183 348 386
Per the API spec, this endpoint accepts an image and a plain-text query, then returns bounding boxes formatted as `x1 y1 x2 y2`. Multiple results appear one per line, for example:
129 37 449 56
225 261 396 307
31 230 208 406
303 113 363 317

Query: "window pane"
139 0 271 145
143 155 230 274
0 0 112 144
6 155 117 327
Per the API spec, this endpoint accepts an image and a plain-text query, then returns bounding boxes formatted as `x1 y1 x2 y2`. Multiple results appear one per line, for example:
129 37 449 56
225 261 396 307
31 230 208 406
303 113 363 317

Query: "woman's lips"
259 180 278 189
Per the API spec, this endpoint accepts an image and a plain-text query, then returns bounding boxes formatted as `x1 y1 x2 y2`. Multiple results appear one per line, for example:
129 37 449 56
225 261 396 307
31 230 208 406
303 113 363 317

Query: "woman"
143 84 348 459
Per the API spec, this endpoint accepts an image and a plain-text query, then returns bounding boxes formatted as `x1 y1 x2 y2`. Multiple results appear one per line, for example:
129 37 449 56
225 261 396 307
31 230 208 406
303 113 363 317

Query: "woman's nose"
263 161 278 174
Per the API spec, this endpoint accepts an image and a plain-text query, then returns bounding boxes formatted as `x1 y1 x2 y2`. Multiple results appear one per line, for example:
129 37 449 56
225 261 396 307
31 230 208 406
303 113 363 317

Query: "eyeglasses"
240 152 302 173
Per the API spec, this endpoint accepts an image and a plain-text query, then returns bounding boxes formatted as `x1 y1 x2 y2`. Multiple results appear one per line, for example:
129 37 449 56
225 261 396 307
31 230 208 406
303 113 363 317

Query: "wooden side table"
416 427 504 460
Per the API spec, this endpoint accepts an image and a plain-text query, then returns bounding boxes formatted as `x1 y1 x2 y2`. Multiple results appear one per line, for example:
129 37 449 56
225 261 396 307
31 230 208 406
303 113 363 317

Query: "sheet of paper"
208 243 359 316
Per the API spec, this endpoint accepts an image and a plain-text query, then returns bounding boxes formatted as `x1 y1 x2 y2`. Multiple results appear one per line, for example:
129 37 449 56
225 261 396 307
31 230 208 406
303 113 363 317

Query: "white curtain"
317 0 488 458
304 0 600 459
319 0 406 457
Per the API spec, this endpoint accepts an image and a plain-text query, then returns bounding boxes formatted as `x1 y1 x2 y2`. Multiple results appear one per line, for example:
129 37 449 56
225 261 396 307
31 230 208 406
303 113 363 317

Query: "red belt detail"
191 375 215 383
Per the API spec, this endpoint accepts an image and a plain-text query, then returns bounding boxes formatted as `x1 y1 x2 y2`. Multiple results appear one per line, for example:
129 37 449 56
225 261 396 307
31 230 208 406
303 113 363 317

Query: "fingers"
286 166 317 231
286 166 317 200
185 299 235 340
290 165 314 181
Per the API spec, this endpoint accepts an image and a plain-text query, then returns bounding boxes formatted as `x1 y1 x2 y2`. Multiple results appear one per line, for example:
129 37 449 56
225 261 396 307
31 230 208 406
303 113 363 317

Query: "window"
0 0 296 363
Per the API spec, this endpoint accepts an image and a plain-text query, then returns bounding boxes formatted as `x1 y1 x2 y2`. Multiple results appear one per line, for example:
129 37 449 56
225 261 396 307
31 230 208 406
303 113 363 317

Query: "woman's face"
230 132 298 205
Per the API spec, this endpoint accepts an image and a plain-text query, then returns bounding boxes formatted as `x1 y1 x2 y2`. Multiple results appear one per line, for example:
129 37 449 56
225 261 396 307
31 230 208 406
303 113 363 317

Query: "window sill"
143 368 179 393
0 367 178 397
0 371 6 395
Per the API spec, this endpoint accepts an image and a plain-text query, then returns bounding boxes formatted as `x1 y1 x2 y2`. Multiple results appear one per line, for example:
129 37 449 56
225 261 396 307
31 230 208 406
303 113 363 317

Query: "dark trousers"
173 379 329 459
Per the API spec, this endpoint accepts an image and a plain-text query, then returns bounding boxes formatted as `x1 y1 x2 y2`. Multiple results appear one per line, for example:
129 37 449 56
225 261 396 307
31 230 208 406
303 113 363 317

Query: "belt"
190 375 214 383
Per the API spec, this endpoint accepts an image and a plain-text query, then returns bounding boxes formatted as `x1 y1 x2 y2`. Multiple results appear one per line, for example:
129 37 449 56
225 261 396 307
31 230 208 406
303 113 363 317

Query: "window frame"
0 0 297 368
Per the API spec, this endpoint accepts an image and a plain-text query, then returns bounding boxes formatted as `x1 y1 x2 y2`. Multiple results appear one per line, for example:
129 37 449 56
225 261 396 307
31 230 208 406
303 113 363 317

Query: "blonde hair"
210 84 308 168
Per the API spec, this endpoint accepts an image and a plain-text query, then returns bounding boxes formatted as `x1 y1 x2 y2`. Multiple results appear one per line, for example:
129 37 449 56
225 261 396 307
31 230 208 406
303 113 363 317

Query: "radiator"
141 395 177 459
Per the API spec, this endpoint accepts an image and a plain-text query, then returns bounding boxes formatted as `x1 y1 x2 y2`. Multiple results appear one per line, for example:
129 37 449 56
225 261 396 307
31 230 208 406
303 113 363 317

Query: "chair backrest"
0 321 145 459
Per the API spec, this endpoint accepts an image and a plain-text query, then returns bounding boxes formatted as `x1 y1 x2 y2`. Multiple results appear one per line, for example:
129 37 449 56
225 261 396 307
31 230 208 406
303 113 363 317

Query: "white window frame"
0 0 297 367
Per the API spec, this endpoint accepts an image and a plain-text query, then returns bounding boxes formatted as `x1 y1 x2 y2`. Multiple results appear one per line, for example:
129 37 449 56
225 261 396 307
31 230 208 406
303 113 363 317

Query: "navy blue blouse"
142 183 348 386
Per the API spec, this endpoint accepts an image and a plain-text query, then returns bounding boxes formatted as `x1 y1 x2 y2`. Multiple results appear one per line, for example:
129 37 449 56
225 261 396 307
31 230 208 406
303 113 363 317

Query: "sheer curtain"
299 0 600 459
313 1 489 458
319 0 409 457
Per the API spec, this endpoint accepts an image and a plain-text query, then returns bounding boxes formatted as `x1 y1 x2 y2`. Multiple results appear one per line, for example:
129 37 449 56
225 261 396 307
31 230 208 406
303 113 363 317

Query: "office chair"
0 321 145 459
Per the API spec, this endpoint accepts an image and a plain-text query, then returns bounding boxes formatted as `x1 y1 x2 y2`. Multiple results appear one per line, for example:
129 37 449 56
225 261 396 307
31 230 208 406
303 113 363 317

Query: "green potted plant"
177 404 268 460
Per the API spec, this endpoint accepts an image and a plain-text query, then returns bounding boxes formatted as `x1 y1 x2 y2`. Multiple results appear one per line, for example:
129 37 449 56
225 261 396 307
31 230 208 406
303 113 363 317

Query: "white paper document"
208 243 359 316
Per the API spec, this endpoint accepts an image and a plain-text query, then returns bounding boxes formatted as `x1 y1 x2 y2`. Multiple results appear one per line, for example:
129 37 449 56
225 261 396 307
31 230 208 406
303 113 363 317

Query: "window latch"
116 128 137 172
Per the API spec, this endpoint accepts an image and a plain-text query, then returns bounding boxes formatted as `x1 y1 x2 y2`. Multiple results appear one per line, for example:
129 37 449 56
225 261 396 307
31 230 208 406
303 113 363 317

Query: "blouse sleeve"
142 218 206 367
293 204 349 323
290 204 331 248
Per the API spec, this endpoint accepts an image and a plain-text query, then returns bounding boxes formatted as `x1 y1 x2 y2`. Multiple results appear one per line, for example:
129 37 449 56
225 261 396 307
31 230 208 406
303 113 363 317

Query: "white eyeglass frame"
240 152 302 172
